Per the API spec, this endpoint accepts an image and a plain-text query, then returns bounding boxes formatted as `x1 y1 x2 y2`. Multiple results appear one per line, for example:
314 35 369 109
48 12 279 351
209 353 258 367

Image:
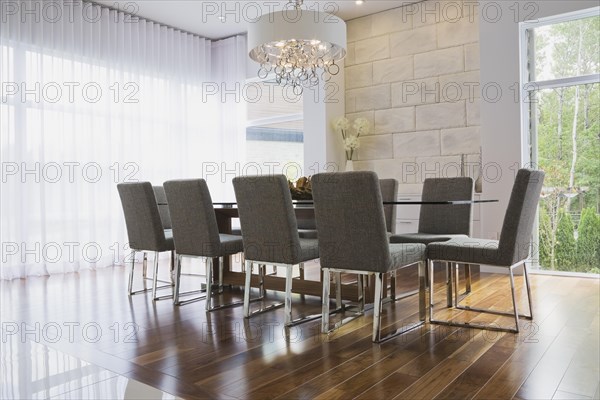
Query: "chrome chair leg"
358 275 365 313
299 262 305 280
129 250 175 298
322 271 367 334
218 256 224 294
372 264 425 343
335 272 342 309
151 251 160 301
142 252 148 279
243 260 284 319
170 251 175 285
170 255 211 305
454 263 460 308
243 260 252 318
202 256 245 312
390 270 396 300
428 259 435 320
431 260 531 333
173 255 182 305
206 257 214 311
523 262 533 319
509 268 520 333
285 265 293 326
418 261 427 322
446 262 453 307
372 273 384 342
259 264 266 298
283 263 322 327
424 261 430 290
321 268 331 334
464 264 472 294
128 250 136 295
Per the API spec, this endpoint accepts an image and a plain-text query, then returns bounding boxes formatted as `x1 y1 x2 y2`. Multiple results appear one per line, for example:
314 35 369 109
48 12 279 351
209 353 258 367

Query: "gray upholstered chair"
163 179 245 311
117 182 175 300
138 186 174 280
233 175 320 327
312 171 427 343
389 177 474 300
427 169 545 333
153 185 172 232
299 179 397 240
380 179 399 235
234 210 316 243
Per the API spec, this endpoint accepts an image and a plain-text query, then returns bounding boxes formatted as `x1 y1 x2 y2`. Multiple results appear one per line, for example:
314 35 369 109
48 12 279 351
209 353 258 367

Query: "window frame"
518 7 600 270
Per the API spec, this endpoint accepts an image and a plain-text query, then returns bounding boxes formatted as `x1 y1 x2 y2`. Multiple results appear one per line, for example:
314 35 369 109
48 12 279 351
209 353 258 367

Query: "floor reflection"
1 339 179 399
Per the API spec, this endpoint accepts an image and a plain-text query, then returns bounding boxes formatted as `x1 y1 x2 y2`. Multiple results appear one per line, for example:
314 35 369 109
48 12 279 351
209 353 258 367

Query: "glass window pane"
530 15 600 82
534 83 600 273
246 121 304 177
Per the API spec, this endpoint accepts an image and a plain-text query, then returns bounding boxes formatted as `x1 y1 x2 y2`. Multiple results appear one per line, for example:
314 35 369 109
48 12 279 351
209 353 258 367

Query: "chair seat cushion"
218 234 244 256
388 243 426 271
245 238 319 265
389 233 468 245
427 237 503 265
298 229 318 239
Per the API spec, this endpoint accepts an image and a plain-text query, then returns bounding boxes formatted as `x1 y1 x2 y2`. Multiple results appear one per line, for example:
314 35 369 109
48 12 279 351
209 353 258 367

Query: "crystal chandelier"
248 0 347 94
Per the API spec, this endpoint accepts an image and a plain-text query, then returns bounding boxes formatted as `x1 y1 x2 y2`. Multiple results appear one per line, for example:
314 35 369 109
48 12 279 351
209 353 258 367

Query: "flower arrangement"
332 116 371 161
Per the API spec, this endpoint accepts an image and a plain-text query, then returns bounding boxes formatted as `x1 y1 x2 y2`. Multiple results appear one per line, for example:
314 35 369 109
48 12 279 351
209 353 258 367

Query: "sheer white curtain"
0 1 246 279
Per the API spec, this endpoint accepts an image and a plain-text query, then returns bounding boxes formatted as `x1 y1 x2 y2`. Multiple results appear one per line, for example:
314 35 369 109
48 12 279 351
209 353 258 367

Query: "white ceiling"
94 1 416 40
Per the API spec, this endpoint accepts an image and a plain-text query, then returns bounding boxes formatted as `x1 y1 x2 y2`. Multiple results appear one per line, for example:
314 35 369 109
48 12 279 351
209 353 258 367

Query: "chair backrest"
233 175 302 264
380 179 398 234
498 169 545 265
312 171 391 272
117 182 169 252
418 177 474 235
163 179 222 257
152 186 172 230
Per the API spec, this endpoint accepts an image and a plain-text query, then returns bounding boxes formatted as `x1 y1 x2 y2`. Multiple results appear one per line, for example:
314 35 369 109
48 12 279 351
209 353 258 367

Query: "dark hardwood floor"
1 261 599 400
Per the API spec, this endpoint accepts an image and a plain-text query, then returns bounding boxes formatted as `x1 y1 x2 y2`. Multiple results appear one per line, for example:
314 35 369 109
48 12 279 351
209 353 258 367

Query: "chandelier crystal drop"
248 0 347 94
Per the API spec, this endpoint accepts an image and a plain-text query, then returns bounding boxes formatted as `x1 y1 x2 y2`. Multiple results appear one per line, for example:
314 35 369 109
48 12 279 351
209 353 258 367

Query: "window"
245 79 304 178
521 8 600 274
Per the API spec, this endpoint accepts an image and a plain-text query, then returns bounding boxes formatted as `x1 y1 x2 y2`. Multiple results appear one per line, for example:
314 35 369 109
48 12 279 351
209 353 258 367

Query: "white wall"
303 62 346 174
479 0 599 241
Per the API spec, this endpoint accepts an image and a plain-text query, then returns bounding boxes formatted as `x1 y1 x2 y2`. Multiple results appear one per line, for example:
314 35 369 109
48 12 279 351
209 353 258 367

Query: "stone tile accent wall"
347 2 481 193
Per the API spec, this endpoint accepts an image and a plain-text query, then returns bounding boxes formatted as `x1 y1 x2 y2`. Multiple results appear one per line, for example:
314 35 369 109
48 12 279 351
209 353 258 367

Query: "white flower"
332 116 350 132
353 117 370 135
344 136 360 151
